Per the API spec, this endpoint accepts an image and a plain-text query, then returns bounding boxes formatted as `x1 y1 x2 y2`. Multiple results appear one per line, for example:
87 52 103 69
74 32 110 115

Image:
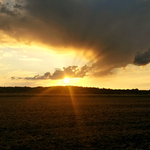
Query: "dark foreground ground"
0 95 150 150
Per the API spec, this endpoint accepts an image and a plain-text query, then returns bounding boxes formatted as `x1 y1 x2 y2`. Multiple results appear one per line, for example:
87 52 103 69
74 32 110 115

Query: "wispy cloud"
11 65 91 80
2 52 13 57
0 63 9 70
19 56 42 62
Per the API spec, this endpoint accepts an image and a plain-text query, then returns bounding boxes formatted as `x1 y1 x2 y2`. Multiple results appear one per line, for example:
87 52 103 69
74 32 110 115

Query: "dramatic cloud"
1 0 150 75
133 49 150 66
11 65 90 80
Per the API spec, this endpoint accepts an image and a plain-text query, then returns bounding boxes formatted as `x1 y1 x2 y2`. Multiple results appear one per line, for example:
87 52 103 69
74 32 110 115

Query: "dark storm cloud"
2 0 150 75
14 3 22 9
0 3 17 16
11 65 90 80
133 49 150 66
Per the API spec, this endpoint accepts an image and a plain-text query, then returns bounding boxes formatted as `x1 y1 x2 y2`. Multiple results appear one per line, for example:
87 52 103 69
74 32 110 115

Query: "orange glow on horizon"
57 77 81 86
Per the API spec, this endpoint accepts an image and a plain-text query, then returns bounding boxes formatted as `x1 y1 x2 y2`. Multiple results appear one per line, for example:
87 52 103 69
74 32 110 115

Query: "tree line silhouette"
0 86 150 95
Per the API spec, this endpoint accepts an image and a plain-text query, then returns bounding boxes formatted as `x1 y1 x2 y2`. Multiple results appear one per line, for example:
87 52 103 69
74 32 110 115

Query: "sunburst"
63 77 70 84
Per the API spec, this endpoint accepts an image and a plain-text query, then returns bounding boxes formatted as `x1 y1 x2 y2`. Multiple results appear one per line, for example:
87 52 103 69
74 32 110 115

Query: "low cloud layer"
1 0 150 75
133 49 150 66
11 65 90 80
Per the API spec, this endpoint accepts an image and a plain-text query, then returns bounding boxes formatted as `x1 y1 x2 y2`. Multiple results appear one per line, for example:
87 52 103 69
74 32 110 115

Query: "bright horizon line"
0 85 148 91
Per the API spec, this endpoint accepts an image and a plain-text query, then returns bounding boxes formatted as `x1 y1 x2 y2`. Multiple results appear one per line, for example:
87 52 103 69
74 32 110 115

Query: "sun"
63 77 70 84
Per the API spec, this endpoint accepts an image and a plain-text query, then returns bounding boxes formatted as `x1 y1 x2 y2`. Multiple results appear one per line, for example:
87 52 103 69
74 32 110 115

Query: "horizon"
0 85 149 91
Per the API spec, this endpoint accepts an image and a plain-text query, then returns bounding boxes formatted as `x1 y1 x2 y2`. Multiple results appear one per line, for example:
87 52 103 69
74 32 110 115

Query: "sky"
0 0 150 89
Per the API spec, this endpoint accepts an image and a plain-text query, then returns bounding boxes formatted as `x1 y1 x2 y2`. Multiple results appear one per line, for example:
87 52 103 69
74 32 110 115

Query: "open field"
0 95 150 149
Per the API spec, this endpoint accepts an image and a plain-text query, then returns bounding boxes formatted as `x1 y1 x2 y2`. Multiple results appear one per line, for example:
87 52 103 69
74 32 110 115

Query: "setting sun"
63 77 70 84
